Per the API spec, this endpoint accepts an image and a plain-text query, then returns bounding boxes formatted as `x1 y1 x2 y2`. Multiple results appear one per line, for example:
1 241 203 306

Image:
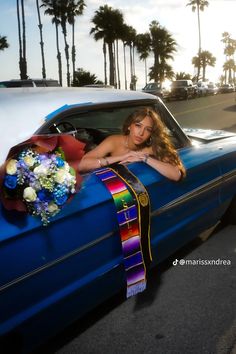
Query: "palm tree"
120 23 130 90
187 0 209 81
90 5 124 87
41 0 63 86
148 21 176 85
16 0 27 79
136 33 151 86
58 0 71 86
175 72 192 80
199 50 216 80
0 35 9 51
36 0 46 78
192 50 216 80
72 67 103 86
124 25 136 90
67 0 86 85
221 32 236 84
21 0 27 79
223 59 235 84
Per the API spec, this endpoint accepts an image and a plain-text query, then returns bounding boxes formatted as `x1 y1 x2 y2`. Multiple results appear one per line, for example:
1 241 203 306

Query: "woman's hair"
123 107 186 178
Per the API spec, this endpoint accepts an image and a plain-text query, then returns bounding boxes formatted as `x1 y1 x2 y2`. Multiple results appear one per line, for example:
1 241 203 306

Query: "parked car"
0 78 60 88
168 80 198 100
218 84 235 93
1 87 236 353
207 83 218 95
197 81 209 96
142 82 169 99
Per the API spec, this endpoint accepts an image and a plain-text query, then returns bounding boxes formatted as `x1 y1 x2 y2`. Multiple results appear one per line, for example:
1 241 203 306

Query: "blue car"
0 87 236 353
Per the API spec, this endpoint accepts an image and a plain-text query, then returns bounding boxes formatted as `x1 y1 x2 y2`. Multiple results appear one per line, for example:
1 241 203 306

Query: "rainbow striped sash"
96 164 152 298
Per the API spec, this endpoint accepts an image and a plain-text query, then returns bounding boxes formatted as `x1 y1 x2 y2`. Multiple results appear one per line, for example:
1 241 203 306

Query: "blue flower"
38 189 53 202
56 157 65 168
53 193 68 206
4 174 18 189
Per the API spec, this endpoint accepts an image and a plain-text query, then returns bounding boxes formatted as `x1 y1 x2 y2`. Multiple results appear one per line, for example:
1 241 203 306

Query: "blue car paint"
0 88 236 352
1 137 236 353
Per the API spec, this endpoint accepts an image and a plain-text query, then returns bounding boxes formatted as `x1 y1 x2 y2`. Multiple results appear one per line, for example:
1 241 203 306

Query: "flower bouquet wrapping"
0 134 85 225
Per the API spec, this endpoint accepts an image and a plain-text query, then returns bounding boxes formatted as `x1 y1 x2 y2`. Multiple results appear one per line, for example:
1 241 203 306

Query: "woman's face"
129 115 153 146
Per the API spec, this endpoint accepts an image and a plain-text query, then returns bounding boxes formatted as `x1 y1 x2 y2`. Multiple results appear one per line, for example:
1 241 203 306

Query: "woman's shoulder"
105 134 123 143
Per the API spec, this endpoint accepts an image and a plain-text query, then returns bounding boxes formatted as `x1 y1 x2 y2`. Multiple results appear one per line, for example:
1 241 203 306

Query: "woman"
78 107 185 181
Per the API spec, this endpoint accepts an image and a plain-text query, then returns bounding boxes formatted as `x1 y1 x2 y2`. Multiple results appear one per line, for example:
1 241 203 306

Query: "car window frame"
36 99 191 151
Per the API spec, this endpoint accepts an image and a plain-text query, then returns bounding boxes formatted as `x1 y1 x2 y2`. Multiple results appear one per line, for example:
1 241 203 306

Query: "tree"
58 0 71 86
223 59 236 84
90 5 124 87
36 0 46 78
67 0 86 85
0 35 9 51
124 25 136 90
41 0 63 86
72 67 103 86
175 72 192 80
136 33 151 86
192 50 216 81
148 21 176 85
187 0 209 81
16 0 27 79
221 32 236 84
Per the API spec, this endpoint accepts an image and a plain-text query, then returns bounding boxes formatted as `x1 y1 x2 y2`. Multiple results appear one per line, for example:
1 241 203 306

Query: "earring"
146 136 152 146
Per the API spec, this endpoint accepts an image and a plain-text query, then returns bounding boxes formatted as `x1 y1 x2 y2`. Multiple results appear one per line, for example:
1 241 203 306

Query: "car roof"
0 87 156 164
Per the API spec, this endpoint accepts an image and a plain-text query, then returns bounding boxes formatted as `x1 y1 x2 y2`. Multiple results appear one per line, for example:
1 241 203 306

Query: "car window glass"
39 104 185 150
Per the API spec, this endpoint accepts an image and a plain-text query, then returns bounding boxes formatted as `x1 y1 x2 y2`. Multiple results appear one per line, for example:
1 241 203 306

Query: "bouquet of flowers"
0 135 84 225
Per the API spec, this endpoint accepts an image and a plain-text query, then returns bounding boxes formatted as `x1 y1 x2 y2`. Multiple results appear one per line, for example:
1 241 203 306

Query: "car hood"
183 127 236 141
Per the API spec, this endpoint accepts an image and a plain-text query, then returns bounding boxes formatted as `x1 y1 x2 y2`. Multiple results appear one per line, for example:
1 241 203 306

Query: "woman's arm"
120 151 182 181
78 136 132 173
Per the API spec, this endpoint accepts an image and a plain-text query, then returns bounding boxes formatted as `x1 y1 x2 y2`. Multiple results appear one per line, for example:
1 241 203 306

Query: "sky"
0 0 236 90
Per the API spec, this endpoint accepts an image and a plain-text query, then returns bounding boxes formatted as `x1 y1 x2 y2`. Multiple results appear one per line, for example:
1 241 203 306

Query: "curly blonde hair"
123 107 186 178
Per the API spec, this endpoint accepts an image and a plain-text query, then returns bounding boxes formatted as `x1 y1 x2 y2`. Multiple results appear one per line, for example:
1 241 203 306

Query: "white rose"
62 162 70 172
24 155 36 167
33 165 48 176
6 159 17 175
23 186 37 202
48 202 59 213
55 169 67 183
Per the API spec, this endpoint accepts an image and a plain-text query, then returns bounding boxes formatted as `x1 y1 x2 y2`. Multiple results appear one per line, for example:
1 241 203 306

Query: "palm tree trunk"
116 40 120 89
21 0 27 79
108 42 114 86
129 45 133 90
123 42 127 90
61 21 70 87
113 42 117 88
71 19 76 85
197 3 201 81
103 40 107 85
55 21 62 86
16 0 24 79
144 58 147 85
36 0 46 79
132 44 136 90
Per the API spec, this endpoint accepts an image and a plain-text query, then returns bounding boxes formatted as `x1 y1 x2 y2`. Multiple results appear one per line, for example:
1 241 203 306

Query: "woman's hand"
119 151 147 164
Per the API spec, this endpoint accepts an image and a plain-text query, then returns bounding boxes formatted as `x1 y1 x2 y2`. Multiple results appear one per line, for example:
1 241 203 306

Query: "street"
36 225 236 354
33 92 236 354
166 92 236 133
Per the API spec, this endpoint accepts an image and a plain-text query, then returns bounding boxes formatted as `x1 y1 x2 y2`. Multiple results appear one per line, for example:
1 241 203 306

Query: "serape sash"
95 164 152 298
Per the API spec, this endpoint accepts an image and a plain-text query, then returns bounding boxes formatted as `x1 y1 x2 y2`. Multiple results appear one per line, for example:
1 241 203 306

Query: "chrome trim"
0 231 114 293
151 175 222 217
151 168 236 217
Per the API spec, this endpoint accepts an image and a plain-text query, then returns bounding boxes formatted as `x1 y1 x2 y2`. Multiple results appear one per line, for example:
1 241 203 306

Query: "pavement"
35 224 236 354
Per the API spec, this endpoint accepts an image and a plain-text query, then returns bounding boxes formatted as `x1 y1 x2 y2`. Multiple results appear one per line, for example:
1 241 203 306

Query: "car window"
38 103 187 151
